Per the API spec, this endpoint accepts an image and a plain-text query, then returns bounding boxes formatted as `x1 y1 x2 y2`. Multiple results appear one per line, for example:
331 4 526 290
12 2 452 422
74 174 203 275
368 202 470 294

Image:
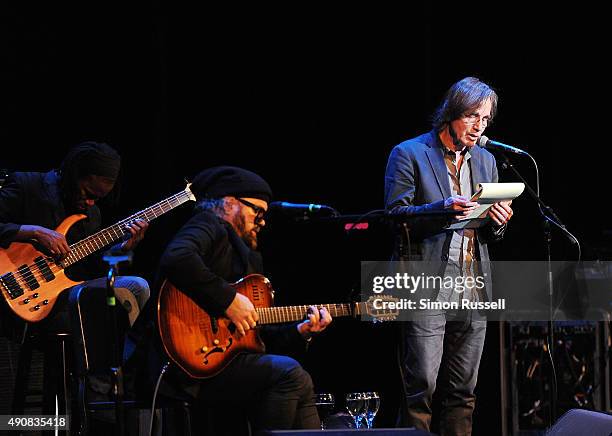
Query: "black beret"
191 166 273 203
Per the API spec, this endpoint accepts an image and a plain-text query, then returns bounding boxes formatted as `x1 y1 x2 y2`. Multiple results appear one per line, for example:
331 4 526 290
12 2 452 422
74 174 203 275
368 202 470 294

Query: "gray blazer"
384 130 505 300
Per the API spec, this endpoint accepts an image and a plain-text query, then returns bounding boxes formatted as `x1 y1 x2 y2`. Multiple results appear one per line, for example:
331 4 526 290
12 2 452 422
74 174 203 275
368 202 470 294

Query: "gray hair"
195 197 227 214
431 77 498 132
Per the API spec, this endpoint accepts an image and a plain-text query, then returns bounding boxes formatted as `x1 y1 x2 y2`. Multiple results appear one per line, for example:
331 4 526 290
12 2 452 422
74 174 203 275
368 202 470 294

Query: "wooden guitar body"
157 273 397 379
0 214 85 322
158 274 274 379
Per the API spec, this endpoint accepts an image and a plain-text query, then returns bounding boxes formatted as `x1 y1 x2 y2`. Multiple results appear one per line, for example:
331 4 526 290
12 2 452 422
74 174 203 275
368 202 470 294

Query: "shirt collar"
442 144 471 161
433 130 471 158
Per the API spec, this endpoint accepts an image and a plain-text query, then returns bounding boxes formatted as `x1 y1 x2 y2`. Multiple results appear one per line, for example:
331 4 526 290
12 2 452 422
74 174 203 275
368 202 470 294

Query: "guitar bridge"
201 337 233 365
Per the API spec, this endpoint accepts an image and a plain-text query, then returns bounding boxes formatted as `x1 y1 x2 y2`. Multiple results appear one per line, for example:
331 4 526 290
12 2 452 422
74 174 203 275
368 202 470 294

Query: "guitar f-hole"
210 316 219 334
227 323 236 335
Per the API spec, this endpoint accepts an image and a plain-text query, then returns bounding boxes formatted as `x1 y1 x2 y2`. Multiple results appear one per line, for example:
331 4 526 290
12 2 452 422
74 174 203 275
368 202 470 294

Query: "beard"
234 214 259 249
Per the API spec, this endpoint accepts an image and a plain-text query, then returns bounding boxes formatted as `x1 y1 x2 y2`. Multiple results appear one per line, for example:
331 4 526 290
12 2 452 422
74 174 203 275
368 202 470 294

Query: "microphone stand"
496 150 580 428
103 249 133 436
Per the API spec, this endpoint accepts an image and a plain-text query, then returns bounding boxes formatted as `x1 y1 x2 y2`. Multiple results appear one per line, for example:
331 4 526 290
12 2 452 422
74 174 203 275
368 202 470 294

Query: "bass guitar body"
0 215 85 322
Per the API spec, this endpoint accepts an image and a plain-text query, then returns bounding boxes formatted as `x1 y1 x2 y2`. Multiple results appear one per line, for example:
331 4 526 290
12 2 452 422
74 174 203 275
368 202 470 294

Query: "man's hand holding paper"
444 195 480 218
488 200 513 226
444 183 524 230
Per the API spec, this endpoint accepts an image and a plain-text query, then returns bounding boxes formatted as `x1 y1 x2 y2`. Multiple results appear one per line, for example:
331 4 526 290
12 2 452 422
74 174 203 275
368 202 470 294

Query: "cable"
344 209 386 233
526 151 581 262
515 150 568 425
149 361 170 436
545 332 558 423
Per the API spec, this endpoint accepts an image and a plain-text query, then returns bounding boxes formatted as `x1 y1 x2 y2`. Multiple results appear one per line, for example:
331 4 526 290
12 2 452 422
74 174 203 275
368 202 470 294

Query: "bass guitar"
0 184 195 322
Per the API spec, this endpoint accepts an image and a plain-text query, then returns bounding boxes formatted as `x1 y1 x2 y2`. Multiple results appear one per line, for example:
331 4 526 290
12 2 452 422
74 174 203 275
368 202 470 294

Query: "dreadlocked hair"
57 141 122 208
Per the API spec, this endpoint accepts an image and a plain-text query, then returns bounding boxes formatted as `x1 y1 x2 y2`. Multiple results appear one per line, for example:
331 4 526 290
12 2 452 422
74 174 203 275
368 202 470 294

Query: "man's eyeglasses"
462 113 491 128
236 198 267 222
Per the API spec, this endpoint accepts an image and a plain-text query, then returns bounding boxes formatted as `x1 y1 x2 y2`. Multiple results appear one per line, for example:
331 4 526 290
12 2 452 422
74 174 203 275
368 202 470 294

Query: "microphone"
269 201 332 213
477 135 528 156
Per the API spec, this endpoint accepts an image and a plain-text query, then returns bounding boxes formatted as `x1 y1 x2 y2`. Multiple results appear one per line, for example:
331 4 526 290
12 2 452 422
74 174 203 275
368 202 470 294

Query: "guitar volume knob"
23 298 30 304
201 346 209 353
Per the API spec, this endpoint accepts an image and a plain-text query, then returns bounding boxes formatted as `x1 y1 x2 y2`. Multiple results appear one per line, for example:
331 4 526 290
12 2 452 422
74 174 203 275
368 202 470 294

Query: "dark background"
2 3 610 434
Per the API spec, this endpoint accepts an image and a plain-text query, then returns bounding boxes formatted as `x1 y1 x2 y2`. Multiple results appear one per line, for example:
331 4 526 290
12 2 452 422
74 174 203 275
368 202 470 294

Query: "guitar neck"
62 189 192 268
256 303 354 325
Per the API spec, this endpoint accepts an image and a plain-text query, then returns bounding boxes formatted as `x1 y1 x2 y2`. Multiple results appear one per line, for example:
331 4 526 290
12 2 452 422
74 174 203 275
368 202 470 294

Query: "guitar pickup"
0 273 24 299
17 265 40 291
34 256 55 282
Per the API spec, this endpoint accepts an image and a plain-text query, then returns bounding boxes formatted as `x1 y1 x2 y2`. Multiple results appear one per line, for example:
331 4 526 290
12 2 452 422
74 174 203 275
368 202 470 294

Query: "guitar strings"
7 193 187 288
256 304 351 323
2 191 191 294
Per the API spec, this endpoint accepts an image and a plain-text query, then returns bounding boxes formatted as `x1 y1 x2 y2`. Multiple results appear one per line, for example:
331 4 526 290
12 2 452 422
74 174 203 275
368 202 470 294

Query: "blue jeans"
83 276 150 310
398 314 486 436
40 276 150 333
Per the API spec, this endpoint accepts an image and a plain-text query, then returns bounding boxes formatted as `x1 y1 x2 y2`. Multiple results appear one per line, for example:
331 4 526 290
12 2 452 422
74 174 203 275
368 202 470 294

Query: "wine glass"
364 391 380 429
345 392 367 429
315 393 335 430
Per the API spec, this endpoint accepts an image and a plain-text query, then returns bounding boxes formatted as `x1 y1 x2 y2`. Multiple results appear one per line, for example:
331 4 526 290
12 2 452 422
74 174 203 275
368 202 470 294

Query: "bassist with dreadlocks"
0 141 150 330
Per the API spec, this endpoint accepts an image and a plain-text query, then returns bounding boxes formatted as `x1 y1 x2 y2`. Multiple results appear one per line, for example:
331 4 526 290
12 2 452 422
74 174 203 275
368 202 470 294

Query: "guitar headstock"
184 182 197 202
362 295 400 322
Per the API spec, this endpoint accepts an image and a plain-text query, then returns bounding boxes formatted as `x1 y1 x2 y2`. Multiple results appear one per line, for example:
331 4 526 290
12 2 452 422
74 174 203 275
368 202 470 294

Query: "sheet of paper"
447 182 525 228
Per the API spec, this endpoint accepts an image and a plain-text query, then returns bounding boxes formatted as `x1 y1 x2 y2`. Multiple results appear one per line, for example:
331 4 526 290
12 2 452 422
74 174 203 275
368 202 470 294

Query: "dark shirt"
0 170 104 280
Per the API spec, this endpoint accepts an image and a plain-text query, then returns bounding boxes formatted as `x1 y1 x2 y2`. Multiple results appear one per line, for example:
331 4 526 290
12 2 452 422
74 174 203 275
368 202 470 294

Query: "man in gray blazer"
384 77 513 435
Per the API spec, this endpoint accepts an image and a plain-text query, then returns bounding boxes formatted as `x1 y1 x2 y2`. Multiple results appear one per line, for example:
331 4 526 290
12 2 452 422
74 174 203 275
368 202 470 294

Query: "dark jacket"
156 209 306 350
136 209 307 397
157 210 258 316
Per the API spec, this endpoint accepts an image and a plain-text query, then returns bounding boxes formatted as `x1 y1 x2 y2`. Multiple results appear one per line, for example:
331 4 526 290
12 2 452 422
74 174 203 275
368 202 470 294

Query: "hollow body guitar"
157 273 398 379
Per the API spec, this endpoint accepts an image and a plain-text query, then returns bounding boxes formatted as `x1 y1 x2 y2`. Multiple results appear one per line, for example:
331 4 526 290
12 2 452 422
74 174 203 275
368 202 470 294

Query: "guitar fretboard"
256 303 354 325
61 189 192 268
